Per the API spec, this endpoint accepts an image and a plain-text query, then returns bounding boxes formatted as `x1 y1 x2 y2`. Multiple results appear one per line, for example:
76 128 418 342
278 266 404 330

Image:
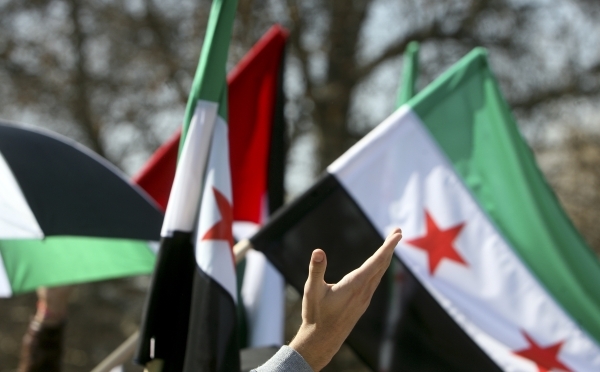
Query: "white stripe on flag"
328 106 600 371
162 100 218 236
235 217 285 347
195 116 237 302
0 151 43 239
233 221 261 241
241 250 284 347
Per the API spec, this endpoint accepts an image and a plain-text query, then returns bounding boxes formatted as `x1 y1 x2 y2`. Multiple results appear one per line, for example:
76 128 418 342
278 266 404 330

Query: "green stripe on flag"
179 0 237 153
408 48 600 343
0 237 155 294
396 41 419 108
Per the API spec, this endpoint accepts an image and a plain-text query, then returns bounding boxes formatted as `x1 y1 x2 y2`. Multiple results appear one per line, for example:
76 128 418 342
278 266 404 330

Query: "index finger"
356 228 402 280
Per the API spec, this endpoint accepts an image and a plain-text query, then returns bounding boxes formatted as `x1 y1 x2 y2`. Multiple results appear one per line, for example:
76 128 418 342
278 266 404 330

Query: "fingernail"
313 250 324 262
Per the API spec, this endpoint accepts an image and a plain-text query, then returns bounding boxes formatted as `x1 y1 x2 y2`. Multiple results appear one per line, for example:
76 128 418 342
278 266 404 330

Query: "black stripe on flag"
136 232 196 371
184 265 240 371
250 173 502 371
136 231 240 372
0 122 163 240
265 42 287 216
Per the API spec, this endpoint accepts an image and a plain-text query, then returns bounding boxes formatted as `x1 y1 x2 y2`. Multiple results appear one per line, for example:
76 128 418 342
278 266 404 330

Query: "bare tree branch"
68 0 105 157
354 25 440 81
144 0 188 105
286 0 315 100
510 84 600 110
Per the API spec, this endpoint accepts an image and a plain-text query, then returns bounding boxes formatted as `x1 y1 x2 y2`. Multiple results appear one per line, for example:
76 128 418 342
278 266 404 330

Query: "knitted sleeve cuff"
252 345 313 372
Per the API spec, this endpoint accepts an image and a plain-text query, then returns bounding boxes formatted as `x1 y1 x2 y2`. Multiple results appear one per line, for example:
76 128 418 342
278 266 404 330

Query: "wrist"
289 323 337 372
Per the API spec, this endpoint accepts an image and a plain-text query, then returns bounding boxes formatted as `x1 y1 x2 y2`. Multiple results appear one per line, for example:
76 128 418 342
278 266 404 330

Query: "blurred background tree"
0 0 599 371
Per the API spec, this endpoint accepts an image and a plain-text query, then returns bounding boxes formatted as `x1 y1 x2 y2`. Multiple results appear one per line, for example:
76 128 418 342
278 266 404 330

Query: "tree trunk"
314 0 370 171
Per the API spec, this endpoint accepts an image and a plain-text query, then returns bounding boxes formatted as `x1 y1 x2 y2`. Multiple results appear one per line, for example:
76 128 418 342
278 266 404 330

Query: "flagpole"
90 239 255 372
90 331 140 372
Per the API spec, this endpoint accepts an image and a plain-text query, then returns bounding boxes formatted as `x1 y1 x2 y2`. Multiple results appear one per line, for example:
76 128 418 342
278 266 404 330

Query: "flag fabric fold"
249 48 600 371
184 92 239 371
0 121 162 296
135 0 239 370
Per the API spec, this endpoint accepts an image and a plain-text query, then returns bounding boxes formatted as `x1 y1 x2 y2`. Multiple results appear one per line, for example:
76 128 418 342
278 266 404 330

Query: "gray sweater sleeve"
251 345 313 372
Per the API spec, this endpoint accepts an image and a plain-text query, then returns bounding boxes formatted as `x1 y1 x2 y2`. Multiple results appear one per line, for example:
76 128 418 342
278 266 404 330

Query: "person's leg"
18 286 73 372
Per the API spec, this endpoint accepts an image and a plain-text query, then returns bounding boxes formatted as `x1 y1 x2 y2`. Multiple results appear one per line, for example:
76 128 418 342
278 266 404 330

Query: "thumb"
307 249 327 289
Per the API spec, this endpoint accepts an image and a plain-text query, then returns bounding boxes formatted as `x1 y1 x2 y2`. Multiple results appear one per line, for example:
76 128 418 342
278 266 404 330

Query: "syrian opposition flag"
135 0 240 371
0 120 162 297
249 48 600 371
395 41 419 109
132 25 288 349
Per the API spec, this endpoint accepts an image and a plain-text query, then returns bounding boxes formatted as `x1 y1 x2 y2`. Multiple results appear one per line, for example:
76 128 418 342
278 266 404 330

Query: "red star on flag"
514 332 572 372
201 187 234 249
405 210 467 275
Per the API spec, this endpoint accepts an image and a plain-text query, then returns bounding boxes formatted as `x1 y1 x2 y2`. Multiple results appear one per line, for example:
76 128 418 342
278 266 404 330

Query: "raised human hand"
289 228 402 371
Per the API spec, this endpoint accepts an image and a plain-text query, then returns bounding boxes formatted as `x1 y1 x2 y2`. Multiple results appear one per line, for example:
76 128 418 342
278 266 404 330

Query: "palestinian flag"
133 131 179 212
0 120 162 297
249 48 600 371
133 25 289 349
228 25 287 349
135 0 240 371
